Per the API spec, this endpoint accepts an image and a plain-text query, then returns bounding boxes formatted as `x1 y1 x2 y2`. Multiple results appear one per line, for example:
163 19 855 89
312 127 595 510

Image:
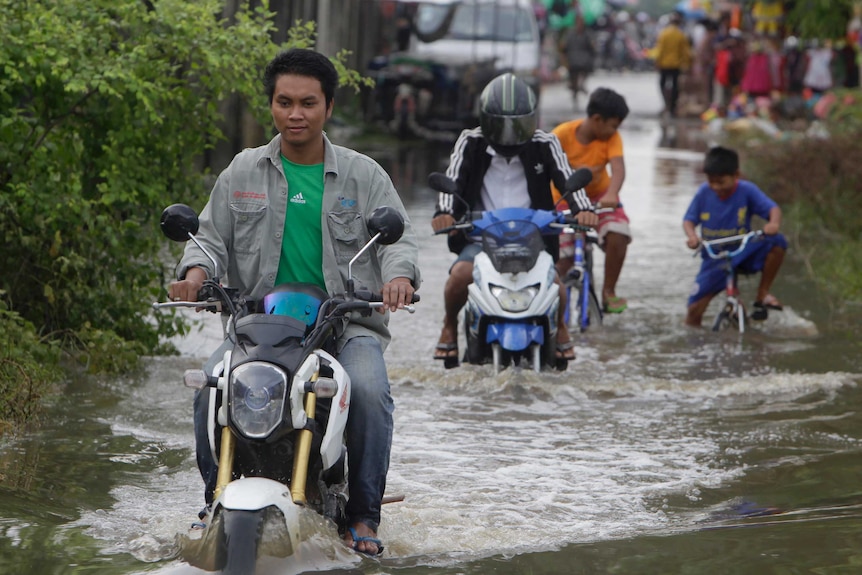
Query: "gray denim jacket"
177 133 421 352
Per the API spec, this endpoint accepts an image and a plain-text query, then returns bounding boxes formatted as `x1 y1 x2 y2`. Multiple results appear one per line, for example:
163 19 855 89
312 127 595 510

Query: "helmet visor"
484 113 536 148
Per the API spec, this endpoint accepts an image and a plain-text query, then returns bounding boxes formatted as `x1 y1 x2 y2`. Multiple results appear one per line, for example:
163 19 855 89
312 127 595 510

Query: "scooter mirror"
160 204 200 242
428 172 458 195
367 206 405 246
564 168 593 193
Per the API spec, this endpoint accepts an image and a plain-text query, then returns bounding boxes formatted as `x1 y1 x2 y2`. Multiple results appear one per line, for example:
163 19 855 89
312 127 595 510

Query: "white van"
409 0 542 95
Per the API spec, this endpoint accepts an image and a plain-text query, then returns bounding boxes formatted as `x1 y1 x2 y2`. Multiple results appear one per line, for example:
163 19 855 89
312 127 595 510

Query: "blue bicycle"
562 224 603 333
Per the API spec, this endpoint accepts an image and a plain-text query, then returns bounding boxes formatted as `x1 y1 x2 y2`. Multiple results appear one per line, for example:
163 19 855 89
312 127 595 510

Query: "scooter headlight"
490 283 539 312
229 361 288 439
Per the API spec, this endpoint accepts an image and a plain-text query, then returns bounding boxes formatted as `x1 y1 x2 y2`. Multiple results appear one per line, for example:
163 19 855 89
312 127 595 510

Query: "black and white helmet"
479 73 537 158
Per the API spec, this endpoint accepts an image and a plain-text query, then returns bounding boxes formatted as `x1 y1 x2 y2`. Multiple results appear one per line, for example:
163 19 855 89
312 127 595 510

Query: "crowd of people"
536 0 862 126
682 10 861 124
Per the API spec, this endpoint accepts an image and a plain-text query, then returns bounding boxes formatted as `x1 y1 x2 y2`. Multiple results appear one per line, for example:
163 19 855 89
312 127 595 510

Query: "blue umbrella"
674 0 707 20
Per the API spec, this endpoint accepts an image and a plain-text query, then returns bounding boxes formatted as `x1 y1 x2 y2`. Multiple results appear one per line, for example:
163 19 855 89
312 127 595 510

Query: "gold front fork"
290 387 317 505
214 427 236 500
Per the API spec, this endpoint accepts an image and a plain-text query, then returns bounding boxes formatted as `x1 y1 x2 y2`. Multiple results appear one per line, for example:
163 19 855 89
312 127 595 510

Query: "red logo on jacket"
233 191 266 200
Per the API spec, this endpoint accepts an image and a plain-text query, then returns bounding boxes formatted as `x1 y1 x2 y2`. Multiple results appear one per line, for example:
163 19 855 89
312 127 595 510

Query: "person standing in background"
654 10 691 118
559 9 597 109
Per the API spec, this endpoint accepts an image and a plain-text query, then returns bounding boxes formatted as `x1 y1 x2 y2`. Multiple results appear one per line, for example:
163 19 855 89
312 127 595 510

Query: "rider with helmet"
430 72 597 365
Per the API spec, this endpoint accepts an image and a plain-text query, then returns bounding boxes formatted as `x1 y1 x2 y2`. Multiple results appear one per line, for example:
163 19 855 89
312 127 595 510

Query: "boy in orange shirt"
552 87 631 313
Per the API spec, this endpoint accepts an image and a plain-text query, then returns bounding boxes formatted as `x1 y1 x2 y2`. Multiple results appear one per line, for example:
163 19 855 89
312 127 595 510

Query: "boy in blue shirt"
682 146 787 326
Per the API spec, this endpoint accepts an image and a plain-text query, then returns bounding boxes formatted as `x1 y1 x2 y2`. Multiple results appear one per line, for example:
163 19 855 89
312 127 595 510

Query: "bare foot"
343 522 383 556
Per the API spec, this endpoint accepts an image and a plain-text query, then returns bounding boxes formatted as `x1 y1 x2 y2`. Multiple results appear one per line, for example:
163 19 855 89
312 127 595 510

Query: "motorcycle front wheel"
215 509 264 575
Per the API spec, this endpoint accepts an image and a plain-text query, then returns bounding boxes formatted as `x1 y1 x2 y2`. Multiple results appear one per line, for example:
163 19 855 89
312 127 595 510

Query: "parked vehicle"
366 0 541 140
154 204 416 574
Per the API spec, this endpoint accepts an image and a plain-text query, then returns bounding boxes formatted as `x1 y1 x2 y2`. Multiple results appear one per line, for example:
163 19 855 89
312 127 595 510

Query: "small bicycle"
699 230 764 333
562 223 603 333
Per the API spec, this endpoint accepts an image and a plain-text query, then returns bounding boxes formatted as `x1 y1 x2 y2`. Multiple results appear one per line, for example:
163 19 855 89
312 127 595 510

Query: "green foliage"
738 129 862 303
0 292 63 431
784 0 855 40
0 0 369 384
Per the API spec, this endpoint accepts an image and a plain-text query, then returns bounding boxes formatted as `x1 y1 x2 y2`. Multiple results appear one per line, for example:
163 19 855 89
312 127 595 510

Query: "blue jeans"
193 335 394 532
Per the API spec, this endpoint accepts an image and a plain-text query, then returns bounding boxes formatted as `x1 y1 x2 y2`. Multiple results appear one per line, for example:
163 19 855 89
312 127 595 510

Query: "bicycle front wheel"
569 283 603 333
712 303 738 332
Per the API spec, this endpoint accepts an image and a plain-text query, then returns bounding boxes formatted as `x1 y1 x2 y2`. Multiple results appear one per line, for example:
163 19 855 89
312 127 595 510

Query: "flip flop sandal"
603 296 628 314
433 342 458 359
752 295 783 321
347 526 384 556
761 294 784 310
433 342 459 369
555 341 576 360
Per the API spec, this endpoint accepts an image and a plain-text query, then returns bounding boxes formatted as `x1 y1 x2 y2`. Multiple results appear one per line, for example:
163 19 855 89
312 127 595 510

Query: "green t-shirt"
276 156 326 291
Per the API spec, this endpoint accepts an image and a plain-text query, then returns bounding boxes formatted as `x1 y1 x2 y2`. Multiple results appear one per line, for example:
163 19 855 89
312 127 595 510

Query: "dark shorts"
687 233 787 306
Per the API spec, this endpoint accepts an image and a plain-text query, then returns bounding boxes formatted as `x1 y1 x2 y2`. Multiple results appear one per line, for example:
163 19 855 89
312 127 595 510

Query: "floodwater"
1 73 861 575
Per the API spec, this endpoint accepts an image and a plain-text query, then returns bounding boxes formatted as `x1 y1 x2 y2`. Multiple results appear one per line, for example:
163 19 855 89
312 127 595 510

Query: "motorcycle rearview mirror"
428 172 458 195
558 168 594 211
367 206 405 246
159 203 221 283
160 204 199 242
428 172 471 217
347 206 406 298
565 168 593 194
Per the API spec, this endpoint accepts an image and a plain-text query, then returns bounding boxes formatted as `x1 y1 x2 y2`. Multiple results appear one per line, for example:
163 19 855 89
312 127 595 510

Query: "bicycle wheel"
581 286 603 332
570 277 603 333
712 303 736 332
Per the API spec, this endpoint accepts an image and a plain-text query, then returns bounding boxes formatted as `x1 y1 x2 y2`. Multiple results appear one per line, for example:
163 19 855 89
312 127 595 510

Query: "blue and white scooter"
431 169 593 373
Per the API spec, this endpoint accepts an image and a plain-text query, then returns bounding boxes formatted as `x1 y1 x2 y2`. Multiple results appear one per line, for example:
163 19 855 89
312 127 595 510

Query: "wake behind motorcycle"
154 204 415 574
430 168 593 373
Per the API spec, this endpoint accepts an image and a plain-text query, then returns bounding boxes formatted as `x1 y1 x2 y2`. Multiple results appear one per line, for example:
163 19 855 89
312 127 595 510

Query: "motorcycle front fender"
485 323 544 351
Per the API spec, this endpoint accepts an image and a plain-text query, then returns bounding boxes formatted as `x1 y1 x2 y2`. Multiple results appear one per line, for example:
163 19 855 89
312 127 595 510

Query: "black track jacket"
434 127 593 258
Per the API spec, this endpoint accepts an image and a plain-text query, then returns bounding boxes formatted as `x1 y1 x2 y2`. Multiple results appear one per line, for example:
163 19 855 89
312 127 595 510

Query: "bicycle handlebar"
700 230 764 259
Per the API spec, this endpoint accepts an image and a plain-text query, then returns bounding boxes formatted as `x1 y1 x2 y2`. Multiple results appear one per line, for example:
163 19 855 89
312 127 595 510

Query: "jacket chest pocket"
230 203 267 254
328 210 368 264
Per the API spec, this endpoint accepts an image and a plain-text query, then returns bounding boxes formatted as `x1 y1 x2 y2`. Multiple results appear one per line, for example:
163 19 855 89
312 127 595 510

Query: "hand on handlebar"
431 214 456 233
686 235 701 250
380 277 416 313
576 210 599 228
762 221 780 235
168 267 206 303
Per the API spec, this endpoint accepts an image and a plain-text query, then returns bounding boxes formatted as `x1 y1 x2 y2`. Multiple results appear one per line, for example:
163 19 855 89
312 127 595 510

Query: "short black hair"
703 146 740 175
263 49 338 106
586 87 629 122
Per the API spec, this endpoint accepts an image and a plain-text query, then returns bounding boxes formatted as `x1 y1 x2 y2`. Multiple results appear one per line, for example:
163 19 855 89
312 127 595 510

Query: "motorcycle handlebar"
354 289 420 303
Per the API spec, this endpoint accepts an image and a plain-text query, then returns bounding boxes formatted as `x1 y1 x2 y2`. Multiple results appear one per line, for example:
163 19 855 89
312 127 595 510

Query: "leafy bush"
737 126 862 303
0 0 366 375
0 292 62 431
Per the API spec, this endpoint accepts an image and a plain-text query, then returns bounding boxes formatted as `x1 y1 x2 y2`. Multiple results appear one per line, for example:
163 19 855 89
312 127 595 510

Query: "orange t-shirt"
551 118 623 203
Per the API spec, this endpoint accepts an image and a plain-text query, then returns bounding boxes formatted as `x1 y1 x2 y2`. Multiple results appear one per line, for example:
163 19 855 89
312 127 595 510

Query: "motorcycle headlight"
490 283 539 312
229 361 288 439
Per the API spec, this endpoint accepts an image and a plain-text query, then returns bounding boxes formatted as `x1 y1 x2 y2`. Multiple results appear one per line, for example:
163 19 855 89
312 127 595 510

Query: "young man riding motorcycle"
430 72 597 365
168 48 420 556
